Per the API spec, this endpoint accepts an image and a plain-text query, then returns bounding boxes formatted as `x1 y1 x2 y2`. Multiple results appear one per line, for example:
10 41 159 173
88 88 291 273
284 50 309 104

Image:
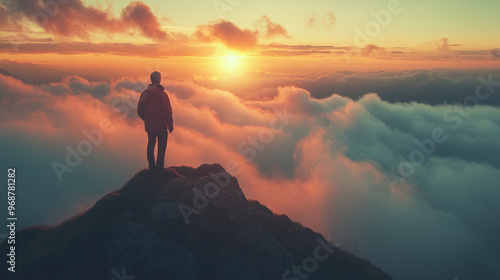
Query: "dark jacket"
137 84 173 132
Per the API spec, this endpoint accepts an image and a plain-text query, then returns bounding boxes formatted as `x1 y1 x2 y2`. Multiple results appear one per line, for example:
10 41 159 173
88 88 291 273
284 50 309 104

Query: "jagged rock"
0 164 392 280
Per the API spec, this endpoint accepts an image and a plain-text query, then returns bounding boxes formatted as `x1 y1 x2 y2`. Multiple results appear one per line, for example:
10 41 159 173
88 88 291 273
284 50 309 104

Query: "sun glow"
224 54 240 67
215 51 247 74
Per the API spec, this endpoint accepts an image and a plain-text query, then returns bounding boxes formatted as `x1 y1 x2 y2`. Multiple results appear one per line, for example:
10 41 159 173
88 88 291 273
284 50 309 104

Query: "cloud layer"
199 69 500 107
1 71 500 280
4 0 168 41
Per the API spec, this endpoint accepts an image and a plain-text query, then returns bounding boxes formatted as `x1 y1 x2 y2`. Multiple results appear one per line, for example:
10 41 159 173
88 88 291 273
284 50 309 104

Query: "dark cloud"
0 4 9 26
489 48 500 60
259 49 330 56
0 58 66 84
195 19 259 51
4 0 168 41
0 2 23 30
59 76 111 98
200 69 500 107
260 43 337 51
0 41 163 55
0 40 339 57
257 43 351 56
0 41 216 59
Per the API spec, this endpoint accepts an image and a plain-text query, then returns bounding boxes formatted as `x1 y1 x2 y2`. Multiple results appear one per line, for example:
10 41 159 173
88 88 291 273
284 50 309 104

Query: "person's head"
150 71 161 84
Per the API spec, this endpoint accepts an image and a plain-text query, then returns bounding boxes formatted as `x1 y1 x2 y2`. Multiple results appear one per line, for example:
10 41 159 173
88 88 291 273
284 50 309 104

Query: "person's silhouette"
137 71 173 171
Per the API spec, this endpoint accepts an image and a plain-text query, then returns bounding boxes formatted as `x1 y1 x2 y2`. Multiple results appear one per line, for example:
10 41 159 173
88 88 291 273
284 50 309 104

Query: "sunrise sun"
215 50 247 74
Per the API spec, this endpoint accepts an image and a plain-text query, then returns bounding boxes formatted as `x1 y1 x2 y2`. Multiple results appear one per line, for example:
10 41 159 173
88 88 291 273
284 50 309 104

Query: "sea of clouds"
1 70 499 280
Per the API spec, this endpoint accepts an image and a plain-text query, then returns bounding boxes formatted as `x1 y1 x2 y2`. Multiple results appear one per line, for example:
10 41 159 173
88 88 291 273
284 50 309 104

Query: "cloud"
258 43 344 56
256 15 291 39
0 41 339 57
194 17 291 51
0 41 218 58
4 0 168 41
195 19 259 51
489 48 500 60
0 29 497 62
0 3 24 31
121 1 168 41
1 70 500 280
200 69 500 107
437 37 450 52
433 37 460 52
259 49 331 57
305 11 336 29
322 11 336 28
361 44 385 56
0 4 10 26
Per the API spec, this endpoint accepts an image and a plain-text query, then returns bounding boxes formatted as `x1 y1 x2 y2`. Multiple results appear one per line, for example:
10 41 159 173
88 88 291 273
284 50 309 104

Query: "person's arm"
137 90 146 121
163 92 174 132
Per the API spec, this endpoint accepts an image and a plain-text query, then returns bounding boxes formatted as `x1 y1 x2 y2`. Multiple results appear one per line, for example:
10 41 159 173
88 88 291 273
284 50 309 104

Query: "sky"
1 1 500 280
1 0 500 75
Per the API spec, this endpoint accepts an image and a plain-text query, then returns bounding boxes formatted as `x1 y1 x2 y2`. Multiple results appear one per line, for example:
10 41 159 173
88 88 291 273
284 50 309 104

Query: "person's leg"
156 131 168 168
147 132 157 169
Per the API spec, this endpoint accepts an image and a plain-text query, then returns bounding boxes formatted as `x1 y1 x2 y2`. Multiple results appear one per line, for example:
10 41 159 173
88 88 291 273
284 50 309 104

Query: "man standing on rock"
137 71 174 171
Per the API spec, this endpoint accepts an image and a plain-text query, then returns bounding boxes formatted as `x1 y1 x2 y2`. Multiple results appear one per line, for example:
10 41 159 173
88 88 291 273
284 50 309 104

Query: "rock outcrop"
1 164 392 280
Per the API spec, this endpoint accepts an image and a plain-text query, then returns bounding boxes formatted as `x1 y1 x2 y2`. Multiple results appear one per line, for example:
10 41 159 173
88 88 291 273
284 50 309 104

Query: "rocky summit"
0 164 392 280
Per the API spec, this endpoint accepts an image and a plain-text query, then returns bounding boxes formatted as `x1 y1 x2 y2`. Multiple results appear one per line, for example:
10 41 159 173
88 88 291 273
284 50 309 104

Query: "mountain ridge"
1 163 392 280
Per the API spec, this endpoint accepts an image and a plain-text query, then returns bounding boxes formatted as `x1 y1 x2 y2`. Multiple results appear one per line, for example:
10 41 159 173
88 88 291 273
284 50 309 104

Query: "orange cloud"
323 11 336 28
0 41 217 57
256 15 291 39
195 19 259 51
5 0 168 41
121 1 169 41
361 44 385 56
194 16 291 51
258 43 338 56
305 11 336 29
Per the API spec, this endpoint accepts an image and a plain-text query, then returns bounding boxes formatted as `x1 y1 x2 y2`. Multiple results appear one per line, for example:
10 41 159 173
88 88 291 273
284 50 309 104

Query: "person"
137 71 173 171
